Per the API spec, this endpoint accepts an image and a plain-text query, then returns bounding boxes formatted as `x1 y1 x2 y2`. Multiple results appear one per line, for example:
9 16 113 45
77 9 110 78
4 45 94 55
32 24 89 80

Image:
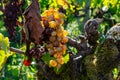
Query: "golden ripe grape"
56 27 63 37
55 19 64 25
53 53 62 58
49 60 57 67
54 11 64 19
56 63 62 69
49 36 56 42
47 15 54 21
62 45 67 54
62 37 68 43
56 57 64 64
46 43 53 49
56 26 63 32
57 37 62 42
44 10 53 16
49 21 57 28
49 8 55 13
51 31 57 36
63 30 68 37
48 49 55 55
56 46 63 52
57 32 63 37
53 53 58 58
53 41 59 47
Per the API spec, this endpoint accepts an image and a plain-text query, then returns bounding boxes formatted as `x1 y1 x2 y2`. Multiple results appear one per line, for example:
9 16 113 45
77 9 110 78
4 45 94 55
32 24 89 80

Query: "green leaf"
76 0 87 6
41 53 55 64
63 54 69 63
12 68 19 77
113 68 118 79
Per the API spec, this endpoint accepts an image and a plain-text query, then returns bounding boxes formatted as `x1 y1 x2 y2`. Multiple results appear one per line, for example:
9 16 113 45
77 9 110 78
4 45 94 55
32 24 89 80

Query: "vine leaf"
0 33 14 70
0 50 7 70
41 53 55 64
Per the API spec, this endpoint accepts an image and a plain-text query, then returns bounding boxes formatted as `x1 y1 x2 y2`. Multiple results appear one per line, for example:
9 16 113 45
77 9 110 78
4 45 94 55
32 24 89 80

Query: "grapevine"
41 8 68 68
106 23 120 41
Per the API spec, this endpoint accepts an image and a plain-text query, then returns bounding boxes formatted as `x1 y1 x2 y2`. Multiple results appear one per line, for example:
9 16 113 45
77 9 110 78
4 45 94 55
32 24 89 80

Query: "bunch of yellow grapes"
41 8 68 68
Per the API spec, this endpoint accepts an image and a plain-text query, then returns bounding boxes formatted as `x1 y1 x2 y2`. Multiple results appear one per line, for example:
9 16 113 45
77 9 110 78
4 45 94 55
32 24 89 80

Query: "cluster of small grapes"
41 8 68 68
4 0 20 40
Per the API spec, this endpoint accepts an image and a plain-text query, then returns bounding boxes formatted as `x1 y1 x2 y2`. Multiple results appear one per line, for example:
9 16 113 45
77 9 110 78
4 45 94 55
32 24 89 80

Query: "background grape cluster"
4 0 20 41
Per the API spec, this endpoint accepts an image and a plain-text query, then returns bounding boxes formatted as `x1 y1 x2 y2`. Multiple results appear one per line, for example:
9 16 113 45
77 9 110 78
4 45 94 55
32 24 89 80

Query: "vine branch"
10 47 25 54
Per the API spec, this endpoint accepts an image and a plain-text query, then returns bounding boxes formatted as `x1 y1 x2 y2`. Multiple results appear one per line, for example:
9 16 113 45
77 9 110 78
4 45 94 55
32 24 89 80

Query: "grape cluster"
41 8 68 68
4 0 20 40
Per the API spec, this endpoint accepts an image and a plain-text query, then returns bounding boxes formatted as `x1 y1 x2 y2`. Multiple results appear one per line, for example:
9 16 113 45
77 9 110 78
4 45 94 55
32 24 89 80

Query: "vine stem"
10 47 25 54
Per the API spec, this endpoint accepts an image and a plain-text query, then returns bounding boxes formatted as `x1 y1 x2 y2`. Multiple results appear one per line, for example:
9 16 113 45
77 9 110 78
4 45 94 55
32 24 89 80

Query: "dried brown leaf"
23 0 44 44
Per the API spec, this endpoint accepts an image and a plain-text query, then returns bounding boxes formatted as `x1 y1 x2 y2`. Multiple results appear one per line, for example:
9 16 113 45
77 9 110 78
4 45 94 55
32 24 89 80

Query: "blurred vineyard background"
0 0 120 80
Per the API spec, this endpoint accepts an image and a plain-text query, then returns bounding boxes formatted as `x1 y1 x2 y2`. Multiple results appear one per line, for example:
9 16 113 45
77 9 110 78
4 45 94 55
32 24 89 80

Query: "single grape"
49 36 56 42
62 37 68 43
56 46 63 52
63 30 68 37
53 53 62 58
56 57 64 64
48 49 55 55
54 11 64 19
51 31 57 36
62 45 67 54
57 37 62 42
49 60 57 67
53 41 59 47
56 63 61 69
46 43 53 49
49 21 57 28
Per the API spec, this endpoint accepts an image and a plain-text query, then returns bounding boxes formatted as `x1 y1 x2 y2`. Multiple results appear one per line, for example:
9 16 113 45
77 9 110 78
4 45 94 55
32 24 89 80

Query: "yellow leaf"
6 51 15 58
0 50 14 70
4 37 9 47
63 53 69 63
0 33 4 42
0 50 7 70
